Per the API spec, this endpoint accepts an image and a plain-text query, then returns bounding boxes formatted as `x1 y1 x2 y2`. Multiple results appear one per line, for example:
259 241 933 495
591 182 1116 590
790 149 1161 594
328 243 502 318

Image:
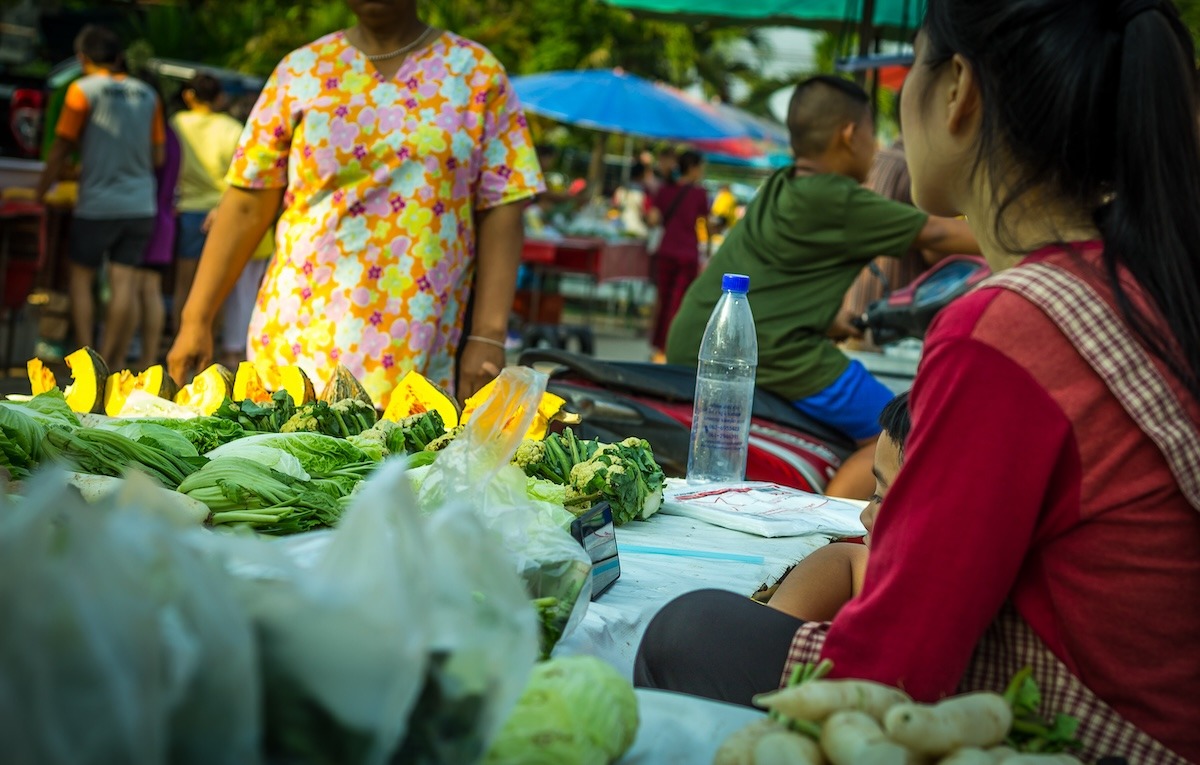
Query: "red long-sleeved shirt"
812 245 1200 760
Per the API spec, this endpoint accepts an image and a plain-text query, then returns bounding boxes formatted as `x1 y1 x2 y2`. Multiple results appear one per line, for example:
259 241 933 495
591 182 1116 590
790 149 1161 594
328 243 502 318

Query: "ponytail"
1097 5 1200 400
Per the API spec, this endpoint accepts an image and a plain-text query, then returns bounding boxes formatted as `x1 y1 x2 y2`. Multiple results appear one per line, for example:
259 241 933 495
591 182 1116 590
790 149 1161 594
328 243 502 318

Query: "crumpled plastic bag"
416 367 594 658
392 497 539 764
195 459 432 765
0 470 261 765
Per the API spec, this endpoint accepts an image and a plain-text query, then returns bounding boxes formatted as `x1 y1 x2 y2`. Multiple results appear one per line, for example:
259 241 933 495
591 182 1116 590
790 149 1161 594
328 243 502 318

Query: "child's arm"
766 542 869 622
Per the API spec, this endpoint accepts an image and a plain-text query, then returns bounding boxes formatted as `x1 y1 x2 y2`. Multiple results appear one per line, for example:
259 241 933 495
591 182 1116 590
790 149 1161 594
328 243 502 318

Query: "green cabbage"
484 656 638 765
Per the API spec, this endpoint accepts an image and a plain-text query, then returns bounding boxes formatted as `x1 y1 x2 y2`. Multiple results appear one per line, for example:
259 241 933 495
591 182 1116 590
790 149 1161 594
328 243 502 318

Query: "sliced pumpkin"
319 364 374 409
174 363 235 416
59 347 109 414
280 365 316 407
104 370 137 417
137 364 180 402
460 378 567 440
382 369 461 427
27 358 58 395
253 357 283 392
233 361 272 404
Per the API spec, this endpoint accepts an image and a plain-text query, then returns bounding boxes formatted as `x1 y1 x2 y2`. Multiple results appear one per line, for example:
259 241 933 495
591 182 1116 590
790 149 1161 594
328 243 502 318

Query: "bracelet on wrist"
466 334 507 350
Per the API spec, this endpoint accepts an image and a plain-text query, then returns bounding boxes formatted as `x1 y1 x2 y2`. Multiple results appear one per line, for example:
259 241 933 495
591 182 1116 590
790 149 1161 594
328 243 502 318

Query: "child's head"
787 75 876 183
861 391 911 544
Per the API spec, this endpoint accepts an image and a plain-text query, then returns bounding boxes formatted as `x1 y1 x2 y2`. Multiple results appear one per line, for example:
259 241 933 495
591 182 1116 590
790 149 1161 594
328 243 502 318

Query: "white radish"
994 755 1083 764
885 692 1013 756
754 679 912 723
820 710 918 765
714 718 791 765
753 731 825 765
937 747 1003 765
985 747 1019 761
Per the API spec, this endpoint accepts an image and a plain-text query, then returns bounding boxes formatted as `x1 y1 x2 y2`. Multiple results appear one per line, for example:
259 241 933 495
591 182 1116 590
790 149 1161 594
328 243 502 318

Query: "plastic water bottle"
686 273 758 484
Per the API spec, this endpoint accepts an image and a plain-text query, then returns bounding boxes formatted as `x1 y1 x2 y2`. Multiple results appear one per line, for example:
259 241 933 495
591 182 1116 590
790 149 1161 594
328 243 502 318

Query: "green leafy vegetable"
344 411 447 460
207 432 375 501
0 405 47 478
212 390 297 433
517 429 665 526
1003 666 1082 753
2 390 80 431
94 420 200 458
280 399 377 438
40 427 205 489
114 416 247 454
177 456 343 534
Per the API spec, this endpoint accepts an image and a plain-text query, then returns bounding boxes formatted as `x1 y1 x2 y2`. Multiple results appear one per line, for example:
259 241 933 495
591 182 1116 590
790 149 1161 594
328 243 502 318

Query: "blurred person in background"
167 0 543 405
130 71 181 370
36 25 166 366
648 150 708 361
839 87 935 349
171 74 245 334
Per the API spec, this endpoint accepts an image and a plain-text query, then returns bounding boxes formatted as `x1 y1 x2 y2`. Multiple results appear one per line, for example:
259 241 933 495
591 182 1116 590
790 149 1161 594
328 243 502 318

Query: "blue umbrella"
511 69 751 141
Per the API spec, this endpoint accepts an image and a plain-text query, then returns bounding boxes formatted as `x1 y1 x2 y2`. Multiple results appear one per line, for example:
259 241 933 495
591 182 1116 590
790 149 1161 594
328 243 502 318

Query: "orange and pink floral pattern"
228 31 543 406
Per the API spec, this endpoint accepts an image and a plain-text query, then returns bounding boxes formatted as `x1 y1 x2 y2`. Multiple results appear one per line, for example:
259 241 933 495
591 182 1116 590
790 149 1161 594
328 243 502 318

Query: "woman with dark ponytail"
633 2 1200 760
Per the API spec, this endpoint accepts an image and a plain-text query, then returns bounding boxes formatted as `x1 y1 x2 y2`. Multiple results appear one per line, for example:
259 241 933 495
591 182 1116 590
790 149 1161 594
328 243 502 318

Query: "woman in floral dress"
167 0 543 405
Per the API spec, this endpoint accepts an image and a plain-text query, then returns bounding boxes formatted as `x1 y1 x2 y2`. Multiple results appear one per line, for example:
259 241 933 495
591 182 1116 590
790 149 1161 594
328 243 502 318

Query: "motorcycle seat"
519 348 858 453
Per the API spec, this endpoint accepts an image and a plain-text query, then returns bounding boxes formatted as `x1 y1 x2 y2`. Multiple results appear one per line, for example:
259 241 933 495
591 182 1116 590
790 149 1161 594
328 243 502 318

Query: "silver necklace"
358 25 435 62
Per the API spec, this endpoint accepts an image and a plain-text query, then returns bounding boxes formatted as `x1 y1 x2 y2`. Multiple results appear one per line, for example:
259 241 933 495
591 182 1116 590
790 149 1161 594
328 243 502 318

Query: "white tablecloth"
554 499 867 679
618 689 765 764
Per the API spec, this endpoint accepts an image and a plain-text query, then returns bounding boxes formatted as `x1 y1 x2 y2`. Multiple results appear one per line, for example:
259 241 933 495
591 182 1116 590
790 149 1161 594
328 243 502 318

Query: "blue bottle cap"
722 273 750 293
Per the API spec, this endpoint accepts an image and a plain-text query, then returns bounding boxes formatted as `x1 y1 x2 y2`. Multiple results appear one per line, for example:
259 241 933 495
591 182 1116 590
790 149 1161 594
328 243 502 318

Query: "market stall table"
520 237 651 351
554 498 867 679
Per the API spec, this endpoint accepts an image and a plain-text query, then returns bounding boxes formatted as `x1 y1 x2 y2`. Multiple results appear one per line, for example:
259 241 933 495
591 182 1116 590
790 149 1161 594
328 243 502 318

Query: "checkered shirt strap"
984 263 1200 512
779 620 829 688
960 605 1190 764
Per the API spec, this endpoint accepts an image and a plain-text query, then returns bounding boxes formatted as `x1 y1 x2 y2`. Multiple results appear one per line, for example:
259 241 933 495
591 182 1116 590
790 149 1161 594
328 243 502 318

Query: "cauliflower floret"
424 425 463 452
513 439 546 469
280 413 320 433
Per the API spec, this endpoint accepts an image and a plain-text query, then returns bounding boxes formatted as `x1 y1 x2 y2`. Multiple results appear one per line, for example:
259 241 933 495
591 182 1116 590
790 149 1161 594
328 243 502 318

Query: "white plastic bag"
394 499 539 763
661 480 868 538
0 470 261 765
416 367 594 658
200 459 432 765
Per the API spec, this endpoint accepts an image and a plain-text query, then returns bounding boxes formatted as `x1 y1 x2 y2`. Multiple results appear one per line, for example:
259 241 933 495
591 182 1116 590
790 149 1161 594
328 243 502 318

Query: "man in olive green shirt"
666 76 979 498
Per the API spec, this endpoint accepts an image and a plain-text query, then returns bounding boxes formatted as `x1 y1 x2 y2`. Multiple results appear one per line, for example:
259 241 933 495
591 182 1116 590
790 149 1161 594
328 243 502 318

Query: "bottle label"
698 400 749 449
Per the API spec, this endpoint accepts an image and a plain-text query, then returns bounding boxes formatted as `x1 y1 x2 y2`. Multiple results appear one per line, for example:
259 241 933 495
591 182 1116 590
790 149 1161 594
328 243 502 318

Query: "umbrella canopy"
602 0 924 38
511 69 750 141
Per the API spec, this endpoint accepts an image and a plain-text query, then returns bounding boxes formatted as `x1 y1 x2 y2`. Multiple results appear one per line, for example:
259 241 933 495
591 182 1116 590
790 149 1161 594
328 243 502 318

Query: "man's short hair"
787 75 871 157
74 25 123 67
187 73 223 106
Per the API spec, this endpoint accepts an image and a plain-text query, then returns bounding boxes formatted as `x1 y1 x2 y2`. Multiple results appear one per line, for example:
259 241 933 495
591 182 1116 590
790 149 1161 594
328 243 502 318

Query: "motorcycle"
520 255 992 493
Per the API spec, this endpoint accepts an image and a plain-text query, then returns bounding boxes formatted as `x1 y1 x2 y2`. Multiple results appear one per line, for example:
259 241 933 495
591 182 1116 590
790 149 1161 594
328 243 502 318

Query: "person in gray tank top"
36 24 166 369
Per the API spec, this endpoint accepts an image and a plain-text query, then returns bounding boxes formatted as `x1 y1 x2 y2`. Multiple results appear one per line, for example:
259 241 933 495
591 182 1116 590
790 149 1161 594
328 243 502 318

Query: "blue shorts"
793 360 896 442
176 211 209 260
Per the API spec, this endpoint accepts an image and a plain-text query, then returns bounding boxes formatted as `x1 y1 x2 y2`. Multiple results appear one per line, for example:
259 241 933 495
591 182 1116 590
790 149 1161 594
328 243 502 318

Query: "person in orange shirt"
36 25 166 366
